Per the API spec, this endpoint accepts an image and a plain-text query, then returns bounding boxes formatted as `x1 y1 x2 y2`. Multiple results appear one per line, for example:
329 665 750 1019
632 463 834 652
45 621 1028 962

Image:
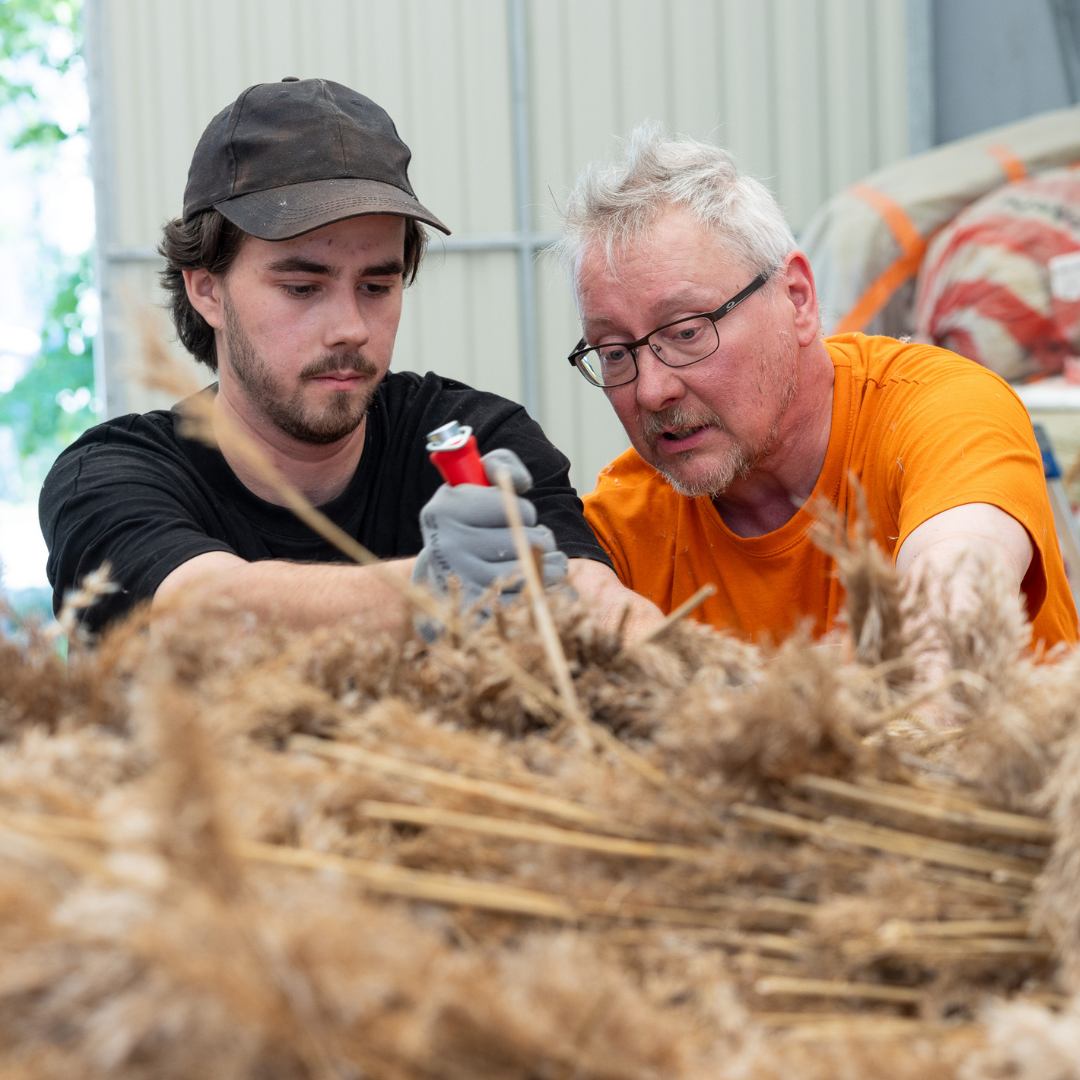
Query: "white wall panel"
88 0 916 494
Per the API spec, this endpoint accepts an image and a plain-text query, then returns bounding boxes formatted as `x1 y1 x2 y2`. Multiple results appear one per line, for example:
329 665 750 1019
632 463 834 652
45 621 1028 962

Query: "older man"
563 125 1077 647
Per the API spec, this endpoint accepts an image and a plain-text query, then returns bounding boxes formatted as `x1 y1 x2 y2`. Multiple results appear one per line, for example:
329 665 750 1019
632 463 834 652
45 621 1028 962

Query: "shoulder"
40 409 200 519
66 409 178 447
45 410 183 481
828 333 1027 420
828 332 1015 391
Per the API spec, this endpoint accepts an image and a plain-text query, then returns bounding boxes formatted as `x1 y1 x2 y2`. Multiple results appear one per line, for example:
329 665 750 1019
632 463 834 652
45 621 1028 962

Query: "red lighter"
425 420 490 487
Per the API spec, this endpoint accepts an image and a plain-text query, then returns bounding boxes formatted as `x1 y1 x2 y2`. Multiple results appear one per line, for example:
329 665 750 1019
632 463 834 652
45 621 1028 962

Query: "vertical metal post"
507 0 539 417
83 0 119 418
905 0 935 152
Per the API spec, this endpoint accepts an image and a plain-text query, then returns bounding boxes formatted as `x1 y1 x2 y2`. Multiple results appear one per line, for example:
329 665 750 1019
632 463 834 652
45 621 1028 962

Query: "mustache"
299 352 380 380
640 403 726 441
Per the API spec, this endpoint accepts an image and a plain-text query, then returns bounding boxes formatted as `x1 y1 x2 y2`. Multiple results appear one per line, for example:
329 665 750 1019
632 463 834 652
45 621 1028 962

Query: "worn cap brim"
214 177 451 240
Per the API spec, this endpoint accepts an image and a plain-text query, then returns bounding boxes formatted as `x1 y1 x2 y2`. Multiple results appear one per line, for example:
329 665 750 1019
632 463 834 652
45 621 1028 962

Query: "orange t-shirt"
584 333 1078 648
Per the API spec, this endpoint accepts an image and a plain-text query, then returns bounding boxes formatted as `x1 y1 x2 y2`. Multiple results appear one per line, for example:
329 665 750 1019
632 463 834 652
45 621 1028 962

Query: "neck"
212 380 368 508
712 338 835 538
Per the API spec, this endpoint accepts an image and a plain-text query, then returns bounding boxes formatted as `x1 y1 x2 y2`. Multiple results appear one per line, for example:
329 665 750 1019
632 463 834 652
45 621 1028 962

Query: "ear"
183 268 225 330
779 251 820 348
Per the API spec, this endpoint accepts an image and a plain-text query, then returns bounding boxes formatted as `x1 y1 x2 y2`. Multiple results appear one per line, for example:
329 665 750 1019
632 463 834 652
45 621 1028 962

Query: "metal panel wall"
87 0 915 493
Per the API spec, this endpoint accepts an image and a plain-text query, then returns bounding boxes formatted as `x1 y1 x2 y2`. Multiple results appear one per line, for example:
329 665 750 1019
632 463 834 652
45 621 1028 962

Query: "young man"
41 78 660 636
562 124 1077 648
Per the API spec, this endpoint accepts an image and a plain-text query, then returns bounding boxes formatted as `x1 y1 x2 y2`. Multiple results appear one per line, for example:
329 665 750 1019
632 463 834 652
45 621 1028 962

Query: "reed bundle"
4 385 1080 1075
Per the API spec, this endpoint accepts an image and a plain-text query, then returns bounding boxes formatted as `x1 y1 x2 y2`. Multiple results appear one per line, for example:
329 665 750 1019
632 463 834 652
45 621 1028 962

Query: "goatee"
641 403 756 498
223 295 381 445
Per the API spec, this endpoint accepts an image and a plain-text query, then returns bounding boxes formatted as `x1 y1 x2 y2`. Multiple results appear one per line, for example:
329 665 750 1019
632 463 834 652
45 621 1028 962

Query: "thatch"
3 497 1080 1080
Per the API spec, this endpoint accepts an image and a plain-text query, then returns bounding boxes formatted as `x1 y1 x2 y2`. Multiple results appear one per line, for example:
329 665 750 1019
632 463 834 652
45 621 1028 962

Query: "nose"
323 285 371 352
633 347 686 413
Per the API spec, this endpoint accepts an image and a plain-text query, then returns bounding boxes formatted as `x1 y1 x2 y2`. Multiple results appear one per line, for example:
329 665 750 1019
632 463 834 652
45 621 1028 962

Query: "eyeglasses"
567 271 771 388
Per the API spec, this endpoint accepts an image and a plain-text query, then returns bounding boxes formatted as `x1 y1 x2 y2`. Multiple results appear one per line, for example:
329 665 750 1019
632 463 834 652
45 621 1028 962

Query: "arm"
896 503 1033 723
154 550 417 635
567 558 665 642
895 502 1033 594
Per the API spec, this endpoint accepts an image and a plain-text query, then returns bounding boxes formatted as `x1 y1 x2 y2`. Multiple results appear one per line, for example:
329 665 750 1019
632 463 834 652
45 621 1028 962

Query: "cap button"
281 76 300 82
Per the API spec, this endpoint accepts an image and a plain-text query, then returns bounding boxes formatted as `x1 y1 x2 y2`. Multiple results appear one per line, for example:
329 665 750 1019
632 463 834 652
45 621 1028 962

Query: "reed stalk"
290 734 615 831
488 483 727 834
732 803 1042 882
754 977 925 1004
856 938 1054 958
633 583 716 646
493 469 582 714
239 840 577 919
360 800 716 861
176 393 448 625
796 774 1055 841
880 918 1032 939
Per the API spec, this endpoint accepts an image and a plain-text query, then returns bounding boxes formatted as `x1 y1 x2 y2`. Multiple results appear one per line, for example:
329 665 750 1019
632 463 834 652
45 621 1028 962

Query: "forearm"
568 558 664 642
895 504 1034 724
154 551 417 635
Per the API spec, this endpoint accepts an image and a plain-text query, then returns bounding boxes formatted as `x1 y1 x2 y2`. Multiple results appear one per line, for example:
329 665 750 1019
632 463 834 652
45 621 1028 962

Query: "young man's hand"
411 448 568 610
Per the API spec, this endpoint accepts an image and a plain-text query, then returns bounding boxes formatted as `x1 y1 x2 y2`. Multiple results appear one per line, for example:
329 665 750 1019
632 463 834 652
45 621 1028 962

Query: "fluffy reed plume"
1032 716 1080 989
812 478 913 682
959 997 1080 1079
913 555 1080 812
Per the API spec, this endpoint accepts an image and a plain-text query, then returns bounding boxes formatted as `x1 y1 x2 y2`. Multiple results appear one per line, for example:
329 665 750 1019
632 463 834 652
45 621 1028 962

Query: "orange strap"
985 142 1027 182
835 146 1031 335
834 184 928 334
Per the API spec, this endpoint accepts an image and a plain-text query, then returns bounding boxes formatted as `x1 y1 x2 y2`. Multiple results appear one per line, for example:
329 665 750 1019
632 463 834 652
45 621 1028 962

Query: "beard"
641 352 799 499
641 403 756 497
222 295 381 445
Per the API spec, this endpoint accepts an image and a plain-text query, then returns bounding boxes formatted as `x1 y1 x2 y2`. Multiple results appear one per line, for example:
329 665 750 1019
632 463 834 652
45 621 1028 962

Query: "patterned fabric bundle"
914 169 1080 383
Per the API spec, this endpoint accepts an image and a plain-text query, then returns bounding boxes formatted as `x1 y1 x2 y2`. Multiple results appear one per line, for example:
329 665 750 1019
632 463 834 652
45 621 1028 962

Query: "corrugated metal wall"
87 0 915 493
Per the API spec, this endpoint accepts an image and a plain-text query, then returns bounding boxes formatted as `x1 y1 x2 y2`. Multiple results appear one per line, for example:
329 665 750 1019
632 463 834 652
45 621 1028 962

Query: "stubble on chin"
641 354 798 500
221 295 381 445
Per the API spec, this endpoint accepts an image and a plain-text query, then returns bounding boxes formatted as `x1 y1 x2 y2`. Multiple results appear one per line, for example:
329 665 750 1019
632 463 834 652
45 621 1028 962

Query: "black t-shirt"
40 370 610 630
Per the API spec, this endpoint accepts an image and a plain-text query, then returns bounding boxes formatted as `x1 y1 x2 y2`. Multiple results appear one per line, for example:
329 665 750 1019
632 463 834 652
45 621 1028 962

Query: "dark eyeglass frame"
567 270 772 388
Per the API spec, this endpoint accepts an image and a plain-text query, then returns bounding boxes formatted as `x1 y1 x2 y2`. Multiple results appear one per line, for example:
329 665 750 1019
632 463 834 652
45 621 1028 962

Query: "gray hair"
556 121 796 285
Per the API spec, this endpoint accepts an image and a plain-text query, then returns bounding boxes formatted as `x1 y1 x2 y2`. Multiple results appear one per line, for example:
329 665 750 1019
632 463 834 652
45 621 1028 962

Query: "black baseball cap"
182 77 450 240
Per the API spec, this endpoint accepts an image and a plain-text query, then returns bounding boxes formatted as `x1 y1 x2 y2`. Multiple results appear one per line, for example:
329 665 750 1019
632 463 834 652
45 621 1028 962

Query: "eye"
599 345 630 365
282 283 318 297
359 282 393 297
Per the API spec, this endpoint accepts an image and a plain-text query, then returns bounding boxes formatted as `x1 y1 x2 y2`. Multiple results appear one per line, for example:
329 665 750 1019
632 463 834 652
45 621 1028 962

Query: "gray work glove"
411 448 569 615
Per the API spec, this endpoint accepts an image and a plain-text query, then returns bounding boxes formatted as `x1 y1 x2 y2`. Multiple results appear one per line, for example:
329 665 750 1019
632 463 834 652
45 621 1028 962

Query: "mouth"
308 370 367 388
658 425 707 444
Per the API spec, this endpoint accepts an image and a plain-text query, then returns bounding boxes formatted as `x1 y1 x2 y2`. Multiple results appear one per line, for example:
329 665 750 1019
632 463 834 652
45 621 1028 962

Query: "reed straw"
633 583 716 646
176 393 448 624
290 734 616 830
732 803 1042 882
493 471 727 834
239 840 577 920
796 774 1055 841
359 799 717 861
492 469 581 713
754 977 925 1004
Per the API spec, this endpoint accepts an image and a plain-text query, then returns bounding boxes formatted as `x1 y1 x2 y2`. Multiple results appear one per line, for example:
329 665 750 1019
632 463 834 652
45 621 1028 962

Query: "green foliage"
0 0 81 121
0 0 93 483
0 250 96 466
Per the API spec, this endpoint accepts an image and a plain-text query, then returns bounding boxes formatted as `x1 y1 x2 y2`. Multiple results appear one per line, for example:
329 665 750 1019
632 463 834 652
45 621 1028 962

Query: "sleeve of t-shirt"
881 362 1057 617
39 421 236 630
469 403 613 569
